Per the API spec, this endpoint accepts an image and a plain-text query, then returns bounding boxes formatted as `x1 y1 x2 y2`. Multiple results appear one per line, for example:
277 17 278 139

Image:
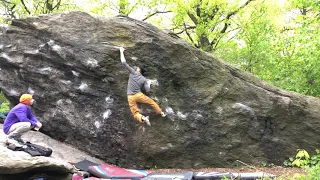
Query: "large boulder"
0 11 319 168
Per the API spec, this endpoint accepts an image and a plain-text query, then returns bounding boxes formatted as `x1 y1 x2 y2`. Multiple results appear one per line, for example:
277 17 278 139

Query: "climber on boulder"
119 47 166 127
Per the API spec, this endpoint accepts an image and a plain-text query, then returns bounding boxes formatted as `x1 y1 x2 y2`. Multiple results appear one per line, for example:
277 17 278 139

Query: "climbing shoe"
142 116 151 126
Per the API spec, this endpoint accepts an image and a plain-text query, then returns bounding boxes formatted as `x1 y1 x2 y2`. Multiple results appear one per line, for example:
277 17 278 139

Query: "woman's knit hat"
20 94 33 104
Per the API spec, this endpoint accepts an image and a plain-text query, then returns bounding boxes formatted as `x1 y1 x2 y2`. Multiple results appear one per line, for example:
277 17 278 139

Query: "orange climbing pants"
127 92 162 123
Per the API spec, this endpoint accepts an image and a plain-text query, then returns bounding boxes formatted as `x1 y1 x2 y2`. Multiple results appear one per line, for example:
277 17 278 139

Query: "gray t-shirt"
122 61 150 95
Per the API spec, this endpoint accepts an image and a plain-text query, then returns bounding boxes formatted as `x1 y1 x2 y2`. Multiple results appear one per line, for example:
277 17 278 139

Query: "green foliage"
284 149 320 168
310 149 320 167
216 1 282 84
119 0 130 15
268 0 320 96
292 149 310 167
0 101 9 113
0 91 9 113
304 163 320 180
215 0 320 97
151 164 158 169
283 149 320 179
221 175 229 180
167 0 253 51
285 163 320 180
0 0 80 20
260 162 275 167
82 0 141 16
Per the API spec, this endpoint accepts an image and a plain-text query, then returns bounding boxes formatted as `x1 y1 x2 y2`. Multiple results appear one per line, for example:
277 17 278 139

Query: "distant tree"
276 0 320 96
161 0 256 52
0 0 79 19
215 0 320 96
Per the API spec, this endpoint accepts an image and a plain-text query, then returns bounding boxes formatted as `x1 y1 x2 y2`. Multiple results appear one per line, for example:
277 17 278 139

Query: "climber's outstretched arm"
120 47 135 74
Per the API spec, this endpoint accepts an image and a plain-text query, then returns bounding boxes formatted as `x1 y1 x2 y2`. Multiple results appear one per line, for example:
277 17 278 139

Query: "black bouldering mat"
72 159 99 172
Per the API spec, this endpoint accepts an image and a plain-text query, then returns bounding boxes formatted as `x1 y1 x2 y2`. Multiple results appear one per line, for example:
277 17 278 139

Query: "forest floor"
153 166 307 179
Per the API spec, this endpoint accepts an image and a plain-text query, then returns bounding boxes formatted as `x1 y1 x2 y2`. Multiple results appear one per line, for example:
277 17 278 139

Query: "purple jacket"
3 103 39 134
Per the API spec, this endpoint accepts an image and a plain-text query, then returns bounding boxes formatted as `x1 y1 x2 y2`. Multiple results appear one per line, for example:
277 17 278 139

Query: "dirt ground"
153 166 307 179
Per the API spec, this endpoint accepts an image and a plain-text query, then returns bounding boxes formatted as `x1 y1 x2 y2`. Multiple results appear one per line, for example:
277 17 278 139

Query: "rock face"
0 124 104 179
0 11 319 168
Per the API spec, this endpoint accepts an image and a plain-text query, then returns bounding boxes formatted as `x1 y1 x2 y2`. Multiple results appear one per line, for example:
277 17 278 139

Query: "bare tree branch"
0 0 16 17
184 23 198 47
187 12 198 25
20 0 31 14
226 27 240 35
212 34 224 50
46 0 53 12
0 0 11 4
34 2 39 14
175 30 184 35
220 22 229 33
110 1 121 14
226 0 255 20
142 11 171 21
127 0 141 16
220 0 255 33
170 25 196 35
53 0 62 10
6 4 16 18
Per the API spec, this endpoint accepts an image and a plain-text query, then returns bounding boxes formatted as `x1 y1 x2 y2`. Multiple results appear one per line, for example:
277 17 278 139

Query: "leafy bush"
304 163 320 180
0 91 9 113
288 164 320 180
284 149 320 179
284 149 316 168
293 149 310 168
309 149 320 167
0 101 9 112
